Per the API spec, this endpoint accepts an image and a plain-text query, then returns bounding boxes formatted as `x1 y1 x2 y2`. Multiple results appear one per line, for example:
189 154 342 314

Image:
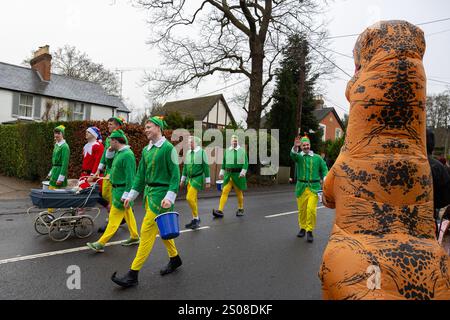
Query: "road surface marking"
265 206 326 219
0 226 210 265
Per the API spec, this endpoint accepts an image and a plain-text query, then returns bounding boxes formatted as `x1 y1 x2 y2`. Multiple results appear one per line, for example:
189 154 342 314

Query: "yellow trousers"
131 200 178 271
102 178 113 204
98 205 139 245
186 183 199 218
297 188 319 232
48 186 60 213
218 178 244 211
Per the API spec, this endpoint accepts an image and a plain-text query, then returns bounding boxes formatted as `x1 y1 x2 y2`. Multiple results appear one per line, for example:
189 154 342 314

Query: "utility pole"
296 39 307 136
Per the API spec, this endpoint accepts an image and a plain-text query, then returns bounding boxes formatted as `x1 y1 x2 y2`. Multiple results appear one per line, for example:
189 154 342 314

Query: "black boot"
297 229 306 238
160 255 182 276
111 269 139 288
185 219 200 229
212 209 224 218
307 231 314 243
191 219 200 229
236 209 244 217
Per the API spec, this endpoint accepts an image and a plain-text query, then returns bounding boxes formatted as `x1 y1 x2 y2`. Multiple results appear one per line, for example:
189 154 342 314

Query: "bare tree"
24 45 120 96
134 0 331 131
427 91 450 156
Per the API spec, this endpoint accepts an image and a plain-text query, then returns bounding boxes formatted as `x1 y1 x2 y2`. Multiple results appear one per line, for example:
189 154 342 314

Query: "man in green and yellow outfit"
94 116 128 233
212 135 248 218
48 125 70 190
290 135 328 243
111 116 181 288
87 129 139 252
180 136 211 229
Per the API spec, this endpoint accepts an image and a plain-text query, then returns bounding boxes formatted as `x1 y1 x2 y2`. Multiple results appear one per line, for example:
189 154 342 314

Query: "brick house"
312 97 345 141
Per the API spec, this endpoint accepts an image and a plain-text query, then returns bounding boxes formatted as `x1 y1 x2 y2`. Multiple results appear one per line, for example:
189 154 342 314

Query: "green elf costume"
290 135 328 242
111 116 181 288
213 135 249 218
87 129 139 252
97 116 128 232
181 136 211 229
48 125 70 189
97 116 128 204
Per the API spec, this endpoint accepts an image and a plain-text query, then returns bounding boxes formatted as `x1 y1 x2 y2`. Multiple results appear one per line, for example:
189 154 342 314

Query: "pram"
28 178 104 241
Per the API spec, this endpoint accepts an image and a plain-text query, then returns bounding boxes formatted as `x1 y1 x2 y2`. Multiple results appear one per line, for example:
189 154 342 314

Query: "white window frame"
73 103 85 120
319 123 326 142
19 94 34 119
335 128 342 139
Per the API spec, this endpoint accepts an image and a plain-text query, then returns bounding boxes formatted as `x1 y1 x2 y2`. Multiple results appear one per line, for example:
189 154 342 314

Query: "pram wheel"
34 212 55 235
74 216 94 239
49 218 72 242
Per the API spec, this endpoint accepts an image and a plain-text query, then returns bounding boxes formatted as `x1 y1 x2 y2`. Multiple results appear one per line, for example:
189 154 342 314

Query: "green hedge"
0 121 174 181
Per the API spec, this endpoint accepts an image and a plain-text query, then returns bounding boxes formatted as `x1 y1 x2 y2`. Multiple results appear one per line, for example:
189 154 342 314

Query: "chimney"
314 95 325 110
30 45 52 82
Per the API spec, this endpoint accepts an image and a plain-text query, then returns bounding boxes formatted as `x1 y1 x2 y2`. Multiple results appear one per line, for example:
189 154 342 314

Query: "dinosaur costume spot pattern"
319 20 450 300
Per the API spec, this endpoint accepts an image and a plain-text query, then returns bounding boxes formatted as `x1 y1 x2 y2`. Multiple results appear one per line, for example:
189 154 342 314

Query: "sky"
1 0 449 123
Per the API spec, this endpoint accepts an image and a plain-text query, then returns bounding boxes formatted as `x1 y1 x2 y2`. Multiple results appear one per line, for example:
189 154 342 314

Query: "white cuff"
121 192 129 200
219 169 225 177
106 150 115 159
292 146 300 153
181 176 186 183
127 189 139 201
205 177 211 184
164 191 177 205
98 163 105 171
48 171 52 177
57 175 65 182
240 169 247 176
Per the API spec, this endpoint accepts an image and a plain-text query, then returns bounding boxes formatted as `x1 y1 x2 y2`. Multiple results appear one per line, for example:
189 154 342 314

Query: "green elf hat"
54 125 66 135
300 135 310 144
109 129 127 142
148 116 168 130
111 116 125 127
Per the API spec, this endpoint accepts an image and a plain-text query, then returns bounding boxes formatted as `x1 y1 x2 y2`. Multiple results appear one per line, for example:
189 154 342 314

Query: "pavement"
0 174 295 215
0 188 335 300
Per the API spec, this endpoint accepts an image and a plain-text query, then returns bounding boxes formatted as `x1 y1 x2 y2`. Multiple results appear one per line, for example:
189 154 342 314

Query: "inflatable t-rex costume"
320 20 450 300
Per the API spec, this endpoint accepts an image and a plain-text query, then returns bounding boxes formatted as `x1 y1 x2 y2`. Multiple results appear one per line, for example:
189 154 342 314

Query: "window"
73 103 85 120
319 124 326 142
19 94 34 118
335 128 343 139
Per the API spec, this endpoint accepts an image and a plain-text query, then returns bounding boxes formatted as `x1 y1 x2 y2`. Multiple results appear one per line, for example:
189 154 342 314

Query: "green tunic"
221 146 249 191
99 132 129 174
182 148 210 191
132 138 180 215
290 148 328 198
109 146 136 210
49 141 70 188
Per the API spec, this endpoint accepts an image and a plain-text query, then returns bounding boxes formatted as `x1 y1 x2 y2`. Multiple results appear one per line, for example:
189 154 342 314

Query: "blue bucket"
216 180 223 192
155 212 180 240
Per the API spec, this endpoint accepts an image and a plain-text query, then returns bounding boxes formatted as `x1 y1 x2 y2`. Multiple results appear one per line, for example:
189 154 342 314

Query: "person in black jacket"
426 129 450 237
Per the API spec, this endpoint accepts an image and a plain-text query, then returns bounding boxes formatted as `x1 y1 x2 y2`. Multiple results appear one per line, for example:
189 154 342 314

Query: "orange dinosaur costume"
319 20 450 300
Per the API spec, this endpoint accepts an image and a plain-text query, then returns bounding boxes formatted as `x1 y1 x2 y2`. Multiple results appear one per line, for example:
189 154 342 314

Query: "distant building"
312 96 345 141
162 94 236 129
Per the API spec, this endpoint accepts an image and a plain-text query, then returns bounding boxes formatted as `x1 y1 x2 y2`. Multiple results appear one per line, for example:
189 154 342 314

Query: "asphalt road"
0 188 335 300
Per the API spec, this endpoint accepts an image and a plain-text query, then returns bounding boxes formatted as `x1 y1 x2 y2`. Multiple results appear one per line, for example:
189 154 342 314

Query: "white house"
0 46 130 124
